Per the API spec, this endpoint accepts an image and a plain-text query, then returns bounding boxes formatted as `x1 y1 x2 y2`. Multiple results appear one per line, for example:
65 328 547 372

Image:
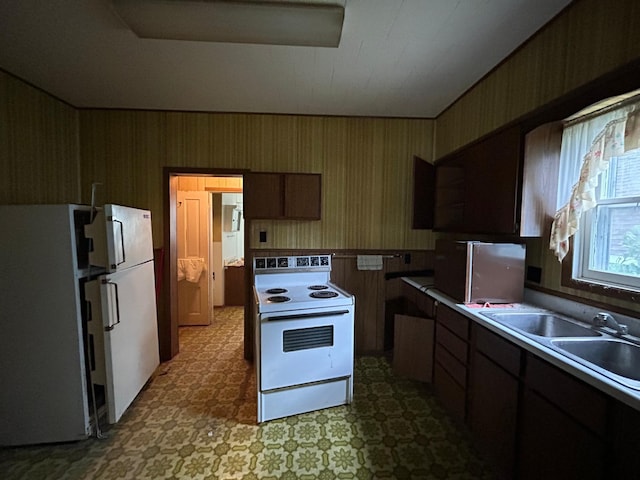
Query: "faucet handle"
593 312 628 335
592 312 608 326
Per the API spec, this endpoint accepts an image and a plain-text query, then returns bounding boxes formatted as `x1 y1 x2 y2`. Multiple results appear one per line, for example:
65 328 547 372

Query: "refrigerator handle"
103 280 121 331
113 218 126 266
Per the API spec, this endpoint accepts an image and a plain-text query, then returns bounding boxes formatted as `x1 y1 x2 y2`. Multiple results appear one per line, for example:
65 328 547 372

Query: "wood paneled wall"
0 71 80 204
434 0 640 314
79 111 435 251
436 0 640 159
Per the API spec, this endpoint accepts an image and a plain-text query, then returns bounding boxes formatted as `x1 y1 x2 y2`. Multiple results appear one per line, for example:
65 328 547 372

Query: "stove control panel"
254 255 331 272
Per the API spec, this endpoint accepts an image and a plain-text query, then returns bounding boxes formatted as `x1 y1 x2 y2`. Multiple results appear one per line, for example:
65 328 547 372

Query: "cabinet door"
433 164 464 230
433 360 466 423
518 388 605 480
412 156 435 229
433 126 523 234
463 127 521 234
393 314 434 382
520 122 562 237
284 173 321 219
244 172 283 219
468 351 518 480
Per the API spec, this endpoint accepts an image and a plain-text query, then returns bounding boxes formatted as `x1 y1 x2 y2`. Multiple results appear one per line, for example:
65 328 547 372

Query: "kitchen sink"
551 339 640 382
481 312 601 338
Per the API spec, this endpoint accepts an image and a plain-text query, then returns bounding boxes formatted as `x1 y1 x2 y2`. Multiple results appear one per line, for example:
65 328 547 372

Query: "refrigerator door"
0 205 91 445
88 261 160 423
85 204 154 272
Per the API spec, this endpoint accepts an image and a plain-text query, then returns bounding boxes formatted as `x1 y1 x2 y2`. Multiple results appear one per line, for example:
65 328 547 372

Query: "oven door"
259 306 354 391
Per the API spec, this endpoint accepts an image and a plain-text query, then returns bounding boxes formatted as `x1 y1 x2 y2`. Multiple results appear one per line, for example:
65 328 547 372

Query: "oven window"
283 325 334 352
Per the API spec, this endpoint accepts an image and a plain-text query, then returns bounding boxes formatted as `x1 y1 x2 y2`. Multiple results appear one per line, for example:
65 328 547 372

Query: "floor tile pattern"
1 307 494 479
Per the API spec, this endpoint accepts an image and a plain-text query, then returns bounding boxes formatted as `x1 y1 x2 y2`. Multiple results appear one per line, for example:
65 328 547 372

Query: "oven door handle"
265 309 350 321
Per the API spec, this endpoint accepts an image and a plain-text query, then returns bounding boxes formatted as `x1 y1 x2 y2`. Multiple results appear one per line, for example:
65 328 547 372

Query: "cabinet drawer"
437 305 469 340
436 323 468 364
526 354 608 436
435 342 467 387
434 362 466 423
475 326 521 377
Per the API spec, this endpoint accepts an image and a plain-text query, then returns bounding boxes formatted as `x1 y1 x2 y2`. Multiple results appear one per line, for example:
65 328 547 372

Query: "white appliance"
253 255 355 423
0 204 159 446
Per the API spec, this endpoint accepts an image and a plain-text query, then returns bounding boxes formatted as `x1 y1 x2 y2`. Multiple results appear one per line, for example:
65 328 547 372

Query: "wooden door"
177 190 212 326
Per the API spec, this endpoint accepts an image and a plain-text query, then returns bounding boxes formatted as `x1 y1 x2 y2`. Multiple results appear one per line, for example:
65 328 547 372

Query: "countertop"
401 276 640 412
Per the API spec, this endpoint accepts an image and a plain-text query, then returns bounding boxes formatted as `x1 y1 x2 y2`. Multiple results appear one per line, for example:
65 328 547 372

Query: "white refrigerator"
0 204 159 446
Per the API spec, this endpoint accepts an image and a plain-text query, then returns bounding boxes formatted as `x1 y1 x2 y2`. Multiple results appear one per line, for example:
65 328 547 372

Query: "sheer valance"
550 102 640 262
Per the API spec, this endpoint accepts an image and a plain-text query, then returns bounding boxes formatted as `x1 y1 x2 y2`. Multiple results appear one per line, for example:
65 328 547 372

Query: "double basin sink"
480 311 640 390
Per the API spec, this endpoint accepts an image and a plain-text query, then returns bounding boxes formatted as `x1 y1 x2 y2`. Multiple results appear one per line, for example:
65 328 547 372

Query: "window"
575 148 640 291
551 89 640 297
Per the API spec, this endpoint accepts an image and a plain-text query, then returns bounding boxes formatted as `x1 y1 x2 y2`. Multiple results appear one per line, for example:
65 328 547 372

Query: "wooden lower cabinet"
393 314 434 382
224 265 245 306
518 354 607 480
433 360 466 423
407 296 640 480
518 388 605 480
608 401 640 478
468 351 518 480
433 305 469 423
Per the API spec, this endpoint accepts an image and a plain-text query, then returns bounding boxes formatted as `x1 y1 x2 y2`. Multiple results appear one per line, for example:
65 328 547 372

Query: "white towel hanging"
178 258 206 283
357 255 383 271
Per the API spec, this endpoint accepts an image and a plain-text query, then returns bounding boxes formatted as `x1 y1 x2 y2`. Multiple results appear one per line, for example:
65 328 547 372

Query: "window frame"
575 203 640 291
568 148 640 293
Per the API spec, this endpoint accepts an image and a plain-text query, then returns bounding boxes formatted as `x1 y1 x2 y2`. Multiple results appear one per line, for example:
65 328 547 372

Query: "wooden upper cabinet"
244 172 321 220
284 173 321 219
433 124 559 236
244 172 282 219
412 156 435 229
520 122 562 237
463 126 521 234
434 163 465 231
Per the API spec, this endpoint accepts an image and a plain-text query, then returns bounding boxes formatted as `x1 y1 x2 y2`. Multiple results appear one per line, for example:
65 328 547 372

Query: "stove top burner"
308 285 329 291
267 295 291 303
309 291 339 299
266 288 288 294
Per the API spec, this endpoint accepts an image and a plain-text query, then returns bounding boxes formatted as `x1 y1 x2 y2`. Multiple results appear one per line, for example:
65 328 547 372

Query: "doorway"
161 168 251 362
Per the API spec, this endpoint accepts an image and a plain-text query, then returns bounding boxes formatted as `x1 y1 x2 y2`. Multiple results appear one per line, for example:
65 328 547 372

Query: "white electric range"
253 254 355 423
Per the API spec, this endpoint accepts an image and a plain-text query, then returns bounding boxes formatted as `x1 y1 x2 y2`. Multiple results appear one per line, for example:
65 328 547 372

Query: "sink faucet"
592 312 628 336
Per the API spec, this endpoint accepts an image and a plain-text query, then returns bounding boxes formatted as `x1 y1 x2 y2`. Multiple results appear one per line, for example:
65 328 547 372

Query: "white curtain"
549 100 640 262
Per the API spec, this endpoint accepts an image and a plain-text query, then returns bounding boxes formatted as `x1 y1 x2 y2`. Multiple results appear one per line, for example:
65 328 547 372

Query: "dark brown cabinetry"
224 265 245 306
434 126 521 234
433 304 470 423
244 172 321 220
401 285 640 480
432 124 560 236
411 156 435 229
519 354 608 480
394 283 436 382
608 401 640 478
468 326 521 480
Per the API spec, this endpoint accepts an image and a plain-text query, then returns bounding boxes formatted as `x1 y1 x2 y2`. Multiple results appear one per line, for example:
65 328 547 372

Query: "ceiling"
0 0 572 118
